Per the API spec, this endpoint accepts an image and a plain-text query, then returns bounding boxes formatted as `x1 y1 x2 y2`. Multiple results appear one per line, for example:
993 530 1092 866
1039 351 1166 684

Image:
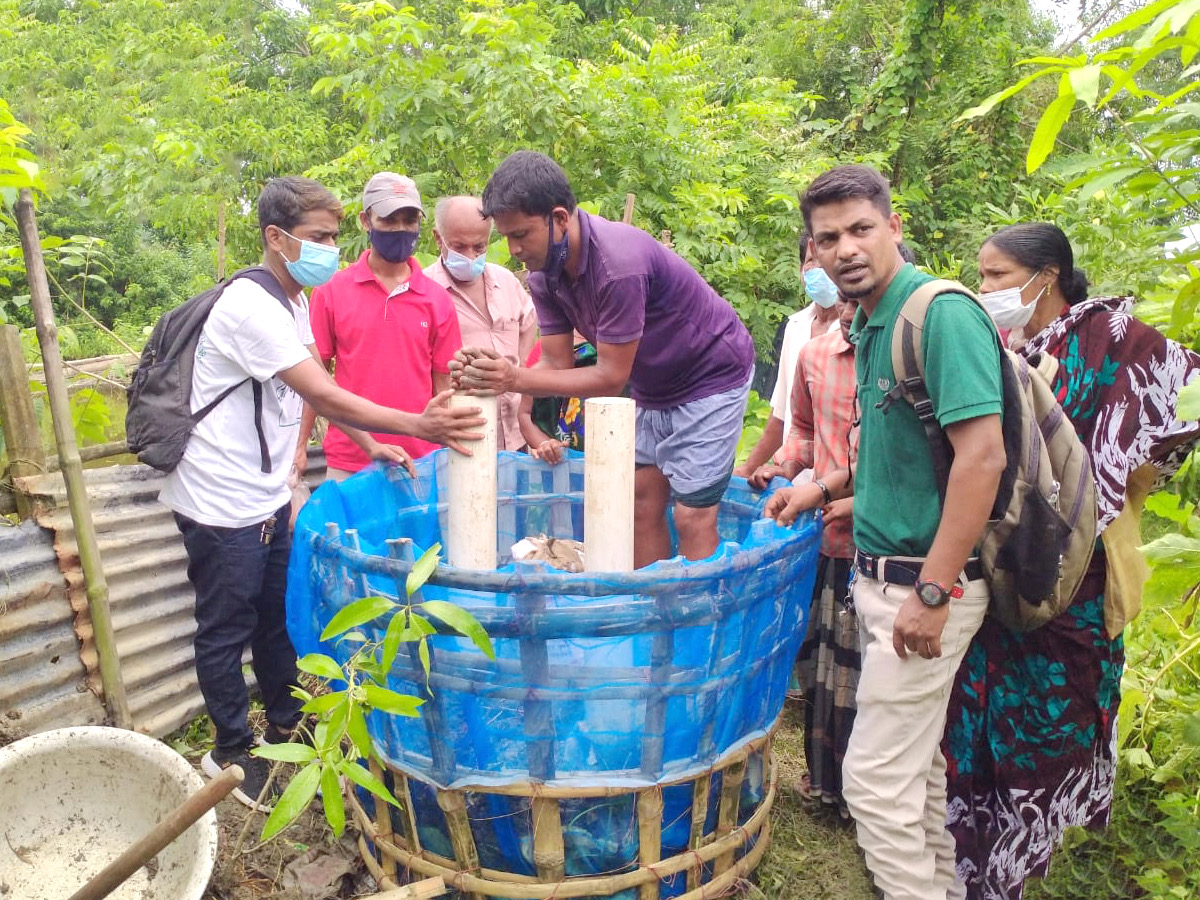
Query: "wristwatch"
915 579 964 608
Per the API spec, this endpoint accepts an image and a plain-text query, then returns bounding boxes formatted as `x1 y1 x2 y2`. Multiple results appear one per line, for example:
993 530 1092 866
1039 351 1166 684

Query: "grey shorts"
635 369 753 507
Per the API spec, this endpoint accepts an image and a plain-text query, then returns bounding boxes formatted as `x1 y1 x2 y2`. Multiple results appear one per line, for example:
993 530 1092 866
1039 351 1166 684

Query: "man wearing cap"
426 195 539 452
300 172 463 480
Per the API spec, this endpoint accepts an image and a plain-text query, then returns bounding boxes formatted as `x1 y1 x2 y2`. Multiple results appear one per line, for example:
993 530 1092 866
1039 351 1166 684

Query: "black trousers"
174 501 300 755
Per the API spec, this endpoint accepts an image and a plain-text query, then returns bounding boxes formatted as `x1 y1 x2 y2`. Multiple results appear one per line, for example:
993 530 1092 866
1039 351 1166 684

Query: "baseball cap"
362 172 424 217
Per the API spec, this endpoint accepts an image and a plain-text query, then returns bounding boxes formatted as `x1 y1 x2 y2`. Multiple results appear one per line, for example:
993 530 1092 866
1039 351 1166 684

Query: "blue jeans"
174 502 301 755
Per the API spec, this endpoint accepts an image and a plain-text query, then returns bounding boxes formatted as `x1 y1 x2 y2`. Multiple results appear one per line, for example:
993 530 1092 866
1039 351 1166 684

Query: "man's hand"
763 482 823 526
747 463 788 491
892 591 951 660
417 390 486 455
449 347 514 395
531 438 569 465
363 438 417 478
292 443 309 479
822 497 853 525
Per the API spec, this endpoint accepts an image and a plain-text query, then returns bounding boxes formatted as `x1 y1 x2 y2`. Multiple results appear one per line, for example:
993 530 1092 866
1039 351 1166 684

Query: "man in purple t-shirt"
451 151 755 567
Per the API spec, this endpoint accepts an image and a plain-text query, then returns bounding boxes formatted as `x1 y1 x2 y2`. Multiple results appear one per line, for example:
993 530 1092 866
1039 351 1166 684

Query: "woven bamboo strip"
358 832 397 890
530 796 566 882
394 731 771 798
349 749 776 899
712 755 746 876
435 788 486 900
636 788 664 900
685 775 712 892
396 770 422 853
353 805 545 886
370 756 399 882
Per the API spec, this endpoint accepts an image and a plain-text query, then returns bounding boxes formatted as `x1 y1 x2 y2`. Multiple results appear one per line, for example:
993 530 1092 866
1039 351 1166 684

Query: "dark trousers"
174 501 300 755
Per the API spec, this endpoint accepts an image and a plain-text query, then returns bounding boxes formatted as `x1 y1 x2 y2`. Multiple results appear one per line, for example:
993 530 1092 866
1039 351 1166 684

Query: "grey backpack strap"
883 279 986 505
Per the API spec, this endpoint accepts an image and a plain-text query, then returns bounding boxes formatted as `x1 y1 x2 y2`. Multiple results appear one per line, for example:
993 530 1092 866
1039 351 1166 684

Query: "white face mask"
980 271 1044 330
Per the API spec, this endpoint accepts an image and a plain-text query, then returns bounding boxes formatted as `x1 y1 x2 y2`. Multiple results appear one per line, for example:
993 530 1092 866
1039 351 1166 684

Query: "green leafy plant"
252 543 495 842
736 389 772 466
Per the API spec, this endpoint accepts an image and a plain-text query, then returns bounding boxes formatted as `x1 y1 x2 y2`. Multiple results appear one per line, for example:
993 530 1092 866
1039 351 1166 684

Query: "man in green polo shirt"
800 164 1005 900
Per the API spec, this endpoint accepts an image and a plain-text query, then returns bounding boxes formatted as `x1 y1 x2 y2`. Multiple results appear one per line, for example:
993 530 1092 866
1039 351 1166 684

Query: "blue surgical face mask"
803 267 839 308
369 227 420 264
279 230 340 287
543 215 569 278
443 247 487 283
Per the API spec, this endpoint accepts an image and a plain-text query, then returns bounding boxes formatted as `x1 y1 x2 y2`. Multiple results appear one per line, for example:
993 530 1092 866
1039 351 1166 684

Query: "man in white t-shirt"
160 176 485 811
735 232 840 486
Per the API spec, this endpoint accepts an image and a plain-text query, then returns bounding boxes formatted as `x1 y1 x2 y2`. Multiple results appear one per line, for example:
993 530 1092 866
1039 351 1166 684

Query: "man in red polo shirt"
301 172 463 480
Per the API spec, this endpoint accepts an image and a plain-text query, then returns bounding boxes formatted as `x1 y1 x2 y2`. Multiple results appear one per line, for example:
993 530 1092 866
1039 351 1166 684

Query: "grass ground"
750 701 875 900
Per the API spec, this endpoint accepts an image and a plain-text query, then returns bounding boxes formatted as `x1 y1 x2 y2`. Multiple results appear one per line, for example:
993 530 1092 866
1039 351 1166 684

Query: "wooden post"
583 398 636 572
446 394 497 570
622 193 636 225
0 323 46 518
14 190 132 729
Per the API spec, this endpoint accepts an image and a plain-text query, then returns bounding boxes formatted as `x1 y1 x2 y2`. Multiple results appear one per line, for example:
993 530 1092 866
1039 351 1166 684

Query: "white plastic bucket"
0 725 218 900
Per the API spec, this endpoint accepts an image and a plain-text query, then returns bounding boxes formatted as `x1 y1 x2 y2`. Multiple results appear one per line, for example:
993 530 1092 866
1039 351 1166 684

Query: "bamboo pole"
15 190 131 729
622 193 636 225
583 398 636 572
0 323 47 519
446 394 497 570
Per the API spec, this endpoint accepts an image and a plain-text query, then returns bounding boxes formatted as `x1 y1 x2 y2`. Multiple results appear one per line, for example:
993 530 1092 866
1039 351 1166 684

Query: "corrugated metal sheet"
0 518 105 735
14 450 328 739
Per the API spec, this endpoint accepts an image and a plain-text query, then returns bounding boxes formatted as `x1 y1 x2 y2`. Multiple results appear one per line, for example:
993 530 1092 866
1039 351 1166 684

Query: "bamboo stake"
14 190 131 729
636 788 665 900
369 756 400 883
0 323 46 519
622 193 636 224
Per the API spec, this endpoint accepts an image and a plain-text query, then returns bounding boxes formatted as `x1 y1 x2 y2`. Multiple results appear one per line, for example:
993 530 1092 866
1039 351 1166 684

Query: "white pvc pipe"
583 397 636 573
446 393 498 570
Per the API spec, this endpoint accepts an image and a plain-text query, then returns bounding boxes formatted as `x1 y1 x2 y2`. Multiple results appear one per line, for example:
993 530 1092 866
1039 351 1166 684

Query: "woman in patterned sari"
944 223 1200 899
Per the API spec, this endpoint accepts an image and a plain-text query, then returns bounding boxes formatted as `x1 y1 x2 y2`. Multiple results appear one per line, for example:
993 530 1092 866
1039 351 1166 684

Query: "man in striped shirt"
765 292 859 816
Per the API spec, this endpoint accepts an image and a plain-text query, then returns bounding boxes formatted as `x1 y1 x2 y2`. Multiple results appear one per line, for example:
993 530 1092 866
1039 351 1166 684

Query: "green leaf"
1094 0 1183 42
957 70 1058 121
320 595 397 641
1067 64 1103 108
338 759 400 807
1182 711 1200 746
419 599 496 660
361 684 424 717
320 764 346 837
1145 491 1196 524
1139 532 1200 565
301 691 347 715
260 761 321 841
319 699 350 752
406 542 442 597
1027 89 1076 174
1177 380 1200 421
297 653 345 681
252 743 318 763
347 703 373 759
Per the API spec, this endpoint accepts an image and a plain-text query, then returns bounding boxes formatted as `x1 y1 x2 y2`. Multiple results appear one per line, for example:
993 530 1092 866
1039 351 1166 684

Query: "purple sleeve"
594 274 647 345
529 275 572 336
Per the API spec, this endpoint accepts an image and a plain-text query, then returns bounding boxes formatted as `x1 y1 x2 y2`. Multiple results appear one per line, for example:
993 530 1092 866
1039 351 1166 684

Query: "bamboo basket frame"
351 726 778 900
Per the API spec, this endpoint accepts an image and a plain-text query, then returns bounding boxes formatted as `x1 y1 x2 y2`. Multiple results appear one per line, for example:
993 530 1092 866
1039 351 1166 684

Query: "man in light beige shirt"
427 195 538 451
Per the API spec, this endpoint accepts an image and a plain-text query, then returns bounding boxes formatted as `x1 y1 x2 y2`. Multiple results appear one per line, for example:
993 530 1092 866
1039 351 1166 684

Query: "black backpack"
126 266 292 474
